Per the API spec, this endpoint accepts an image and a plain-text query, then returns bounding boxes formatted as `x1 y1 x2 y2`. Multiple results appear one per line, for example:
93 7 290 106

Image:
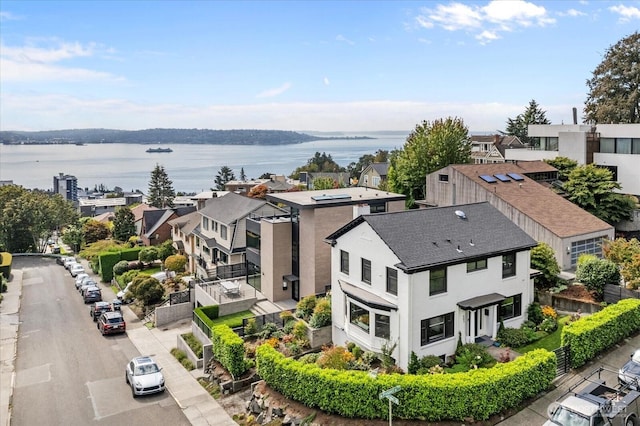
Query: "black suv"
90 301 112 321
97 311 126 335
83 286 102 304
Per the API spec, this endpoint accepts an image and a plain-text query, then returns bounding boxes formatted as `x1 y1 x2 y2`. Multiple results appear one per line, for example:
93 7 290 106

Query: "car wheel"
125 373 129 384
131 385 137 398
626 415 639 426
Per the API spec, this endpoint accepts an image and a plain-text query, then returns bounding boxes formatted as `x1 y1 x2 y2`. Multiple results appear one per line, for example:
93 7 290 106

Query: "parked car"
78 279 98 293
74 273 90 287
52 246 61 254
63 257 78 269
110 299 123 312
90 301 112 321
70 264 85 277
125 356 165 397
97 311 126 336
117 282 134 304
83 286 102 304
619 349 640 390
56 255 70 266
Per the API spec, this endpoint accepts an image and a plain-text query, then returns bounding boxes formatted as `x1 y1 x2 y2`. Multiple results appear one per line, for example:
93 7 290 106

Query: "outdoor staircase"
250 299 280 316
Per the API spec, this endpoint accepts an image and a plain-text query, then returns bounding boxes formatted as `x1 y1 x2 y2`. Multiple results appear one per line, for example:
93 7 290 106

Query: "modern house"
325 202 537 370
358 162 389 189
505 123 640 198
470 135 526 164
53 172 78 202
245 187 406 303
424 161 615 270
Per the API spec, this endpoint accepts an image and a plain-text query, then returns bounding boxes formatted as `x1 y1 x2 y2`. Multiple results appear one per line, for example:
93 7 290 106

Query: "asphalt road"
10 257 190 426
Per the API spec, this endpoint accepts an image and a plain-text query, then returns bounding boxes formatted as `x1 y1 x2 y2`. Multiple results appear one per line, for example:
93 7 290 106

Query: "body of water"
0 135 407 193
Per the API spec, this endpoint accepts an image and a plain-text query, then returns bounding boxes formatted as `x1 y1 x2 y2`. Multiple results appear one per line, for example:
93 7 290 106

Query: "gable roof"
370 162 389 176
448 163 613 238
144 206 196 237
199 192 267 224
326 202 537 274
131 203 158 222
168 210 200 234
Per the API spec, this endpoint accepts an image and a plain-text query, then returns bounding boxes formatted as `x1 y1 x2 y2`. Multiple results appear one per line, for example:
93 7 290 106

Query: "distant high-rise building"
53 173 78 201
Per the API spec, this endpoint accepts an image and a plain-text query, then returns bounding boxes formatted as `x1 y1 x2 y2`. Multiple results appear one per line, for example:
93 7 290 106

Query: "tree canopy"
147 164 175 208
563 164 635 225
584 31 640 124
347 149 389 180
0 185 78 253
504 99 550 145
544 156 578 181
289 152 345 180
112 207 137 242
214 166 236 191
387 117 471 207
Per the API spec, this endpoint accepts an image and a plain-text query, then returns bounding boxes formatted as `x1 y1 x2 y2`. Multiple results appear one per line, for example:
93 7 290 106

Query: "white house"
325 202 537 370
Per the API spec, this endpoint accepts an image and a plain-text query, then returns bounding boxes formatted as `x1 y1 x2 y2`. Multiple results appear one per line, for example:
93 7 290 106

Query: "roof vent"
456 245 463 253
469 239 475 246
455 210 467 220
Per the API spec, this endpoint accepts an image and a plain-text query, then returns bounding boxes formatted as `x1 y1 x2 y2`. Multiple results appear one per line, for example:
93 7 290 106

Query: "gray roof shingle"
199 192 267 224
327 202 537 273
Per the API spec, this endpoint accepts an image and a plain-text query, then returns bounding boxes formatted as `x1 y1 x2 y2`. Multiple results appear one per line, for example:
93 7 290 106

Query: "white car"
117 282 133 303
70 264 85 277
63 257 78 269
75 273 90 286
125 356 165 397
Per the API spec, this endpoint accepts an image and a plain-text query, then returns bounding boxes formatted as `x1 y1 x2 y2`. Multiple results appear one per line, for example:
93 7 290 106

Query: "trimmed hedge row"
211 324 246 379
255 345 556 421
98 247 142 282
562 298 640 368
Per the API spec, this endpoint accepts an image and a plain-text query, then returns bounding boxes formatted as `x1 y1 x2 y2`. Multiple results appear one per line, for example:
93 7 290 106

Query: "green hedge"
0 252 12 279
97 247 142 282
256 345 556 421
562 298 640 368
211 324 246 379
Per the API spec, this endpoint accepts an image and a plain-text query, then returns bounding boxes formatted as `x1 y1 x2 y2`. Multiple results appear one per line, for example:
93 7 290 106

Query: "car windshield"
632 350 640 364
134 364 159 375
549 406 590 426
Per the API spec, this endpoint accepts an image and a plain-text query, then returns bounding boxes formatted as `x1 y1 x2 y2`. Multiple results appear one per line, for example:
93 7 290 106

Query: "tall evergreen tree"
214 166 236 190
147 164 175 208
240 167 247 181
504 99 550 145
112 207 137 242
585 31 640 124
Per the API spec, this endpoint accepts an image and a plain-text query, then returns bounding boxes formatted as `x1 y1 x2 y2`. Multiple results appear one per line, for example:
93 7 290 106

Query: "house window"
438 174 449 182
220 225 228 240
500 294 522 320
421 312 454 345
361 258 371 284
214 221 218 232
386 267 397 295
375 314 390 339
218 252 228 264
372 176 380 187
467 258 487 272
340 250 349 274
202 217 209 231
502 253 516 278
195 237 201 248
350 303 369 332
363 175 369 186
429 268 447 295
369 202 386 213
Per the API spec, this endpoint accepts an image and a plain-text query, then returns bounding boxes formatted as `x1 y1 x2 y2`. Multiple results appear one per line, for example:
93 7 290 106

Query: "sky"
1 1 639 134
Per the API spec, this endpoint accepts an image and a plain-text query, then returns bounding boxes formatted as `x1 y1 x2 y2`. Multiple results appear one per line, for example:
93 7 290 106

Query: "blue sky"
1 1 638 133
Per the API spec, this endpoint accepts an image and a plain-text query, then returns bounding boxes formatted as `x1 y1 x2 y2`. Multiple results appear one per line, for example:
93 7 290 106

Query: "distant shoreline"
0 136 376 146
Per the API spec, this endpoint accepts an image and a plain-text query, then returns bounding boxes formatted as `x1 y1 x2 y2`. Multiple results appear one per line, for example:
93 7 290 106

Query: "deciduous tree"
544 156 578 181
164 254 187 273
530 242 560 289
347 149 389 180
312 176 338 190
289 152 345 180
387 117 471 207
83 220 110 244
585 31 640 124
148 164 175 208
563 164 635 225
112 207 136 242
504 99 550 145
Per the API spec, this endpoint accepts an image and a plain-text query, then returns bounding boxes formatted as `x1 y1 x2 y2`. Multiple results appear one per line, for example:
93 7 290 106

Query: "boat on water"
146 147 173 153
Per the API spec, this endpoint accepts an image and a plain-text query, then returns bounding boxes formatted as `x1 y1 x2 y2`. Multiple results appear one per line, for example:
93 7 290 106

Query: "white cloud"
415 0 555 43
335 34 355 45
0 39 122 82
323 77 330 86
609 4 640 21
255 82 292 98
0 11 21 21
559 8 587 17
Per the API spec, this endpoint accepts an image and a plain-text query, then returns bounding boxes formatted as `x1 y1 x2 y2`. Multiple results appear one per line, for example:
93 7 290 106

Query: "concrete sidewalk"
0 269 22 426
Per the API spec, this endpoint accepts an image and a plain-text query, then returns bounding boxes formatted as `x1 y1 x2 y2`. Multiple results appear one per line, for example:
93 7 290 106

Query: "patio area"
197 278 258 305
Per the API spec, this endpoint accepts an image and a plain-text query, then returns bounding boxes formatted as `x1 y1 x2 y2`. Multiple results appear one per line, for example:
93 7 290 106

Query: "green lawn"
210 310 254 328
517 315 571 353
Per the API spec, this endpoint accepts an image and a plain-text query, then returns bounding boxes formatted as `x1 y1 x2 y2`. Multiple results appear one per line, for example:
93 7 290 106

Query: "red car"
97 311 126 335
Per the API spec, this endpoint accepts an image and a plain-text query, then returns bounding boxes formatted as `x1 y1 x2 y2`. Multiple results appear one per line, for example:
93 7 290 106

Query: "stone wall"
155 301 194 327
177 333 204 369
305 322 332 349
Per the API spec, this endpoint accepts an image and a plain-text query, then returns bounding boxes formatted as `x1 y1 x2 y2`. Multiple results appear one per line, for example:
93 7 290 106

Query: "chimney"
572 107 578 125
494 134 500 144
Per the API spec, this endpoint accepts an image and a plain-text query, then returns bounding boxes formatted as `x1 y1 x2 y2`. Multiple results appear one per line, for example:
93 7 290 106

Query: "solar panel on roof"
507 173 524 181
479 175 497 183
494 174 511 182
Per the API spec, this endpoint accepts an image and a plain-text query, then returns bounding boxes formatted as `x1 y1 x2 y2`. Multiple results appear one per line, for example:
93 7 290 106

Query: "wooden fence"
604 284 640 304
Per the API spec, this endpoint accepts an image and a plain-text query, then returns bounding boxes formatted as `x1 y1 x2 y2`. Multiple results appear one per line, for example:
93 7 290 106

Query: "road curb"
0 269 23 426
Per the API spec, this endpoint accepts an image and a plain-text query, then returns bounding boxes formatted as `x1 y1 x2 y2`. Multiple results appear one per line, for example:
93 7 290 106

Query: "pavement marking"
15 363 51 388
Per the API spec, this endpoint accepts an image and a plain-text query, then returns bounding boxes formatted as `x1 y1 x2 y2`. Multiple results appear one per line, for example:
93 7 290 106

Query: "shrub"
283 319 296 334
129 275 164 306
112 260 129 276
351 345 363 360
164 254 187 272
139 246 159 264
541 305 557 320
308 298 332 328
292 320 307 340
539 317 558 333
317 346 354 370
280 310 294 324
244 318 258 336
181 333 203 358
497 327 530 348
259 322 278 339
527 302 544 325
455 344 494 369
295 295 317 319
531 242 561 289
409 352 443 375
576 257 620 299
361 351 378 367
298 352 321 364
212 324 247 379
120 269 140 286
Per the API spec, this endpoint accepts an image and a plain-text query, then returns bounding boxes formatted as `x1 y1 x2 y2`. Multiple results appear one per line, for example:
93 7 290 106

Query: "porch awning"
457 293 506 310
282 274 298 283
339 280 397 311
